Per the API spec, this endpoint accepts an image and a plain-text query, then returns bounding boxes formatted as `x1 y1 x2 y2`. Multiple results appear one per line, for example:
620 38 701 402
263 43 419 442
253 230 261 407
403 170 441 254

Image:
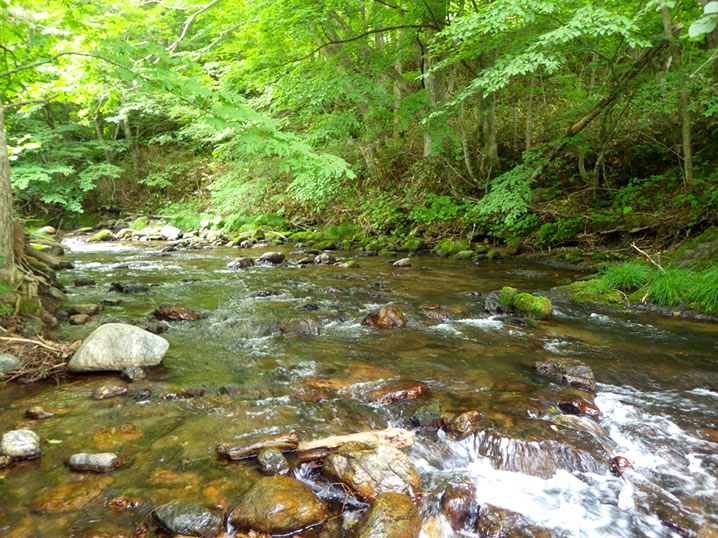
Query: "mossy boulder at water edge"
433 239 469 257
89 229 114 242
512 293 552 319
355 493 421 538
499 286 518 308
401 236 424 252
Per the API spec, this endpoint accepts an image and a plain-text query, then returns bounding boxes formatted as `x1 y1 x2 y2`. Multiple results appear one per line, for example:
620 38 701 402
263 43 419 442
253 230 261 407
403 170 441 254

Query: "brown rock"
92 423 142 449
393 258 412 268
25 406 55 420
69 304 102 316
153 304 206 321
322 441 421 503
609 456 634 477
475 504 551 537
91 385 128 400
446 411 481 441
534 357 596 393
441 480 478 531
229 475 328 535
557 394 600 419
361 306 406 329
69 314 91 325
369 381 429 404
32 474 114 513
355 492 421 538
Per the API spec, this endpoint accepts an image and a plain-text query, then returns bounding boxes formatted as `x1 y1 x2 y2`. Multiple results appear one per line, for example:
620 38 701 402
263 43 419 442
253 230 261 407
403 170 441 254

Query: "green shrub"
690 266 718 314
645 268 693 307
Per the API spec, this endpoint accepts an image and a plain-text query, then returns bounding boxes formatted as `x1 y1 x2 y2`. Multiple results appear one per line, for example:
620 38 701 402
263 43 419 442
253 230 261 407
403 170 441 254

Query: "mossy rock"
401 236 424 252
558 280 624 305
499 286 518 308
324 222 362 241
564 251 584 264
378 249 397 257
434 239 470 257
239 223 259 233
365 241 383 251
341 239 353 249
314 240 339 250
453 250 475 261
290 231 316 241
90 229 114 242
130 216 149 231
487 249 502 260
252 229 265 241
474 245 489 254
512 293 552 319
504 241 522 256
272 239 284 245
76 226 94 233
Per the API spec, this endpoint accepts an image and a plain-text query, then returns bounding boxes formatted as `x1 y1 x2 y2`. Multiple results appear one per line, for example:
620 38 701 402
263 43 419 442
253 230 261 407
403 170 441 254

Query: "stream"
1 236 717 537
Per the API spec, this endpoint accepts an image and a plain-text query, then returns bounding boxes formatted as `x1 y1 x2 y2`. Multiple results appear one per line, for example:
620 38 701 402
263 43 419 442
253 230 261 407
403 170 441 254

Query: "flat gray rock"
1 430 41 459
67 323 169 373
67 452 124 472
0 352 20 374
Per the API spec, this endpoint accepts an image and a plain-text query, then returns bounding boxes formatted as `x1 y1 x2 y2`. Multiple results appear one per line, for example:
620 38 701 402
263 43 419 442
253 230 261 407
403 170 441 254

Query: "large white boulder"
1 430 41 459
67 323 169 373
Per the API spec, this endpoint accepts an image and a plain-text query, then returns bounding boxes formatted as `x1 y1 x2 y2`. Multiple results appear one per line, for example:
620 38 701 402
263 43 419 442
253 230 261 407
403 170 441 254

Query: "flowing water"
1 237 717 537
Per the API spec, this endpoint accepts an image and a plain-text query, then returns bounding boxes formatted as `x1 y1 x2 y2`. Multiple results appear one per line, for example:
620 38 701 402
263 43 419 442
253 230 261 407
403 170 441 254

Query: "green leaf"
689 17 718 38
705 1 718 15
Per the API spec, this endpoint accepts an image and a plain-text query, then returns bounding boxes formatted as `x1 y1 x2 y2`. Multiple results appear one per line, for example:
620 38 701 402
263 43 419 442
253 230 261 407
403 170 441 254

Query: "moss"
512 293 553 319
402 236 424 252
76 226 94 233
129 217 149 231
90 229 113 242
453 250 475 260
499 286 518 307
504 241 522 256
290 231 316 241
564 250 584 264
378 249 397 257
487 249 501 260
474 245 489 254
252 229 265 241
559 280 624 305
324 222 362 241
434 239 470 257
314 240 338 250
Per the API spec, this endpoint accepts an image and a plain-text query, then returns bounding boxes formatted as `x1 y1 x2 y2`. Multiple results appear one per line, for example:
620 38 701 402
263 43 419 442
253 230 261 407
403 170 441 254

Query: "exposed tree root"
0 332 79 384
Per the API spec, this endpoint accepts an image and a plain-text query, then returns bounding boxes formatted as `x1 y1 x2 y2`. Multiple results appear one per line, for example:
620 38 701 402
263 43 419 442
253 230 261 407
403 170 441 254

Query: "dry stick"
630 242 665 272
0 336 64 352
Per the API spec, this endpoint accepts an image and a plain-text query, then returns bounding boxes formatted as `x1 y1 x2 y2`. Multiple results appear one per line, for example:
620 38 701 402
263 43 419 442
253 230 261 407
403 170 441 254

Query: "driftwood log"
216 427 415 461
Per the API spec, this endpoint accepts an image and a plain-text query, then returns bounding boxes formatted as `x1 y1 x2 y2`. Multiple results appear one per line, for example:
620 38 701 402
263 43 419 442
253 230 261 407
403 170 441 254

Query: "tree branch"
166 0 223 54
3 95 59 109
0 52 135 80
274 24 436 67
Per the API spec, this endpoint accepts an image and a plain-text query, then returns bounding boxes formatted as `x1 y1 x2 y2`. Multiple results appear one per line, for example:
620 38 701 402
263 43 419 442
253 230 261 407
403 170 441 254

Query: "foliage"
599 262 654 291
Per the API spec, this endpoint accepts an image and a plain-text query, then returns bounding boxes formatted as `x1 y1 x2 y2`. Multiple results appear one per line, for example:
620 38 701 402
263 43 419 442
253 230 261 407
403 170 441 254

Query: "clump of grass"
691 266 718 314
644 267 694 307
600 262 654 291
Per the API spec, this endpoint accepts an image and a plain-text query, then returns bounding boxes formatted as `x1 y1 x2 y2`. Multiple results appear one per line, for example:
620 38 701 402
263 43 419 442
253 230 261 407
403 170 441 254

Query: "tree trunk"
0 99 17 285
94 115 114 165
525 74 535 153
661 3 694 187
122 116 139 178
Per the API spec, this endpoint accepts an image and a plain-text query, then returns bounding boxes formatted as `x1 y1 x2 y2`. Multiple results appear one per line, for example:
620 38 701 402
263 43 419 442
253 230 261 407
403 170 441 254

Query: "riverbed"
1 237 716 536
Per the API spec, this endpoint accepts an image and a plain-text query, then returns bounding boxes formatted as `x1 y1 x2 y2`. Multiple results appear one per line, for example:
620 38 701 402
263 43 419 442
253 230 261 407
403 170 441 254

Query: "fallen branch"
216 432 299 460
297 427 414 458
0 336 64 353
630 242 665 272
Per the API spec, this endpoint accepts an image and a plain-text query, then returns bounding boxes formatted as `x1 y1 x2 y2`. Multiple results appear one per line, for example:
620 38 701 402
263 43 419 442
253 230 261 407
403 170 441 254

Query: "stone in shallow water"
257 447 291 475
534 357 596 393
120 366 146 382
229 475 328 535
109 281 149 293
1 429 41 459
441 480 478 531
322 441 421 502
369 381 429 404
25 406 54 420
257 251 285 264
475 504 551 537
153 303 206 321
66 452 124 472
227 256 254 269
355 492 421 538
446 410 481 441
67 323 169 373
153 503 222 538
393 257 412 267
361 306 406 329
91 385 128 400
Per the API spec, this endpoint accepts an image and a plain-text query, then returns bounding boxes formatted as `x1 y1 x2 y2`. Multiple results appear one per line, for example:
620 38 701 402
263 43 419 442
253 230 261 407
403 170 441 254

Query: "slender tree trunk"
525 74 535 153
661 3 694 187
122 116 139 178
94 115 114 165
0 99 17 284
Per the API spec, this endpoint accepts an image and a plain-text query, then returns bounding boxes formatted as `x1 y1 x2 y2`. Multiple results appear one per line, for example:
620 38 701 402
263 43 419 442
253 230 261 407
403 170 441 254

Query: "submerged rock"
446 411 482 441
120 366 147 382
25 406 54 420
369 381 429 404
153 503 222 538
393 258 412 267
109 281 149 294
475 504 551 537
441 480 479 531
67 323 169 373
91 385 128 400
557 393 600 419
227 256 254 269
355 492 421 538
1 430 41 460
66 453 124 472
280 317 321 337
153 303 206 321
361 306 406 329
229 475 328 534
322 442 421 502
69 314 90 325
315 253 337 265
534 357 597 393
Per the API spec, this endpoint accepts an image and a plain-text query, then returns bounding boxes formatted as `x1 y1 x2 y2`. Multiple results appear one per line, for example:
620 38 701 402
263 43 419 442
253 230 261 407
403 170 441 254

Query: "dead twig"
630 242 665 272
